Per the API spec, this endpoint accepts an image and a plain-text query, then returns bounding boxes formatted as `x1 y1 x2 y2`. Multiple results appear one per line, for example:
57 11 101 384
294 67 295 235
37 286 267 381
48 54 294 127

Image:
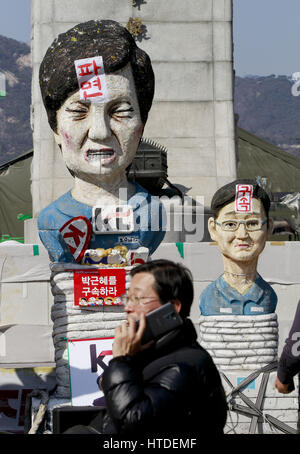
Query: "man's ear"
267 217 274 237
208 216 218 242
172 300 181 314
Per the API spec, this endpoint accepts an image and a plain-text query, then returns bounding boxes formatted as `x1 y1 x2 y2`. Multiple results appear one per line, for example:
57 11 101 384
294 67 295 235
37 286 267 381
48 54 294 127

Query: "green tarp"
0 151 32 238
237 126 300 192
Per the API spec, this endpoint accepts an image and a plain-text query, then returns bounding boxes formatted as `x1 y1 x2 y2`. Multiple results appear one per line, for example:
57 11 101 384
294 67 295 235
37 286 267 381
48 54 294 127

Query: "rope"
25 390 50 434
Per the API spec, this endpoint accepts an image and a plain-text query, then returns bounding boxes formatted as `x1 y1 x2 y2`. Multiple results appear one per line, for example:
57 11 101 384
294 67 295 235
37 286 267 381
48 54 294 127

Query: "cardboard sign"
92 205 134 234
73 268 125 307
67 337 114 406
235 184 253 213
59 216 92 262
74 56 109 103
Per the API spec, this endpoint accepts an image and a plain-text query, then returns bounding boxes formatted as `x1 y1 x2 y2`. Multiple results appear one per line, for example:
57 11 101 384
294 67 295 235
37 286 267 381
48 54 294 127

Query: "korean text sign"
73 269 125 306
74 56 109 103
235 184 253 213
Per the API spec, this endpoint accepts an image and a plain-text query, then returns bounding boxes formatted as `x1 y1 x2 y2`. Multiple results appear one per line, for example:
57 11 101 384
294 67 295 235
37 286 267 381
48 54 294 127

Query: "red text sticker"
235 184 253 213
74 56 109 103
73 268 126 307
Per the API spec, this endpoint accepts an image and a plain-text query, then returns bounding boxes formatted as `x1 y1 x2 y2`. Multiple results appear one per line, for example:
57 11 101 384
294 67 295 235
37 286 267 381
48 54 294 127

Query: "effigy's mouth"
85 148 116 164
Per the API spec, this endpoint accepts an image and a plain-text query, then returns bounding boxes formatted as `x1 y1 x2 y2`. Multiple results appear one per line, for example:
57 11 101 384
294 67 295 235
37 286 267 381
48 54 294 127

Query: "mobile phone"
137 302 183 345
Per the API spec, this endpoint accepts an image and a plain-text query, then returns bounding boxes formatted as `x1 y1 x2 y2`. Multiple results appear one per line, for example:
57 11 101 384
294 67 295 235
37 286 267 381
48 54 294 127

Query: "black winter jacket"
101 318 228 435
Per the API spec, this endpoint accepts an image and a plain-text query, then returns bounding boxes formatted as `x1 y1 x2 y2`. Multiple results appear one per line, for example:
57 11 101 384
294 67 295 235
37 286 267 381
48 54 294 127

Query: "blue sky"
233 0 300 76
0 0 31 44
1 0 300 76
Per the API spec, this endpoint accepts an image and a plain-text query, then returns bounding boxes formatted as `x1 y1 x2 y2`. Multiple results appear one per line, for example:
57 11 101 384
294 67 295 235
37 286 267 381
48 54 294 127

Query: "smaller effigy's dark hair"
211 178 271 219
39 19 155 132
130 259 194 319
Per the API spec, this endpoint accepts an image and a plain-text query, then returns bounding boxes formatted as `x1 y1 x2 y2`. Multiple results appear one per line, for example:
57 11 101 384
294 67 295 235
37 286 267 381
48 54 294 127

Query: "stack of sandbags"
198 313 278 370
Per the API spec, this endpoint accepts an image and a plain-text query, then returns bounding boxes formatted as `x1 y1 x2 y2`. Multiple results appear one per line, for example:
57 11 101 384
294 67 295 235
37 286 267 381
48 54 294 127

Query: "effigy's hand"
113 313 149 357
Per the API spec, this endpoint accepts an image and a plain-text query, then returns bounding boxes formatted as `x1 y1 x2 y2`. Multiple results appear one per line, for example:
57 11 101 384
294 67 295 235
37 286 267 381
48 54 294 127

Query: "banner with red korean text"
73 268 125 307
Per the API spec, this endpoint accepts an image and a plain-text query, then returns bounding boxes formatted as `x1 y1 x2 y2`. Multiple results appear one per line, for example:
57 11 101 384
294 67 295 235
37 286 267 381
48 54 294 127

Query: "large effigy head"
208 178 272 264
39 20 154 181
40 19 154 130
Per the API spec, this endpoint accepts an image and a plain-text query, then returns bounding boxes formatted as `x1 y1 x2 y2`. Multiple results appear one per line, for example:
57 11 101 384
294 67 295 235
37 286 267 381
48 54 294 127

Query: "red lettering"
92 60 102 75
81 80 92 90
77 63 93 77
83 90 103 100
63 224 85 248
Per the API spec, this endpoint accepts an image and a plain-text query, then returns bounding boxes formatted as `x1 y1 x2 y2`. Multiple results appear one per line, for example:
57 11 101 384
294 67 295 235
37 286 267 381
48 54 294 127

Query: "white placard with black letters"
67 337 114 406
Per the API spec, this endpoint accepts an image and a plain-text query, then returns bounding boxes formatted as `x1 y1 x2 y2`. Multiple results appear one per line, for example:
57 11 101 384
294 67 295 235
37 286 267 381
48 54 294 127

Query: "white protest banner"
67 337 113 406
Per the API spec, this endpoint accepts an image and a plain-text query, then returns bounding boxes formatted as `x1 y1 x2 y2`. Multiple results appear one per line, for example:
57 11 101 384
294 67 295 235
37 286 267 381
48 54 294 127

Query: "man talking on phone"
99 259 228 435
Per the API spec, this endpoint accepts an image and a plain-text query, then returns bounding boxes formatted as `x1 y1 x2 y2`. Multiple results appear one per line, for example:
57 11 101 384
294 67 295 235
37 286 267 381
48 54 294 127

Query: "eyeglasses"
214 218 267 232
121 294 160 306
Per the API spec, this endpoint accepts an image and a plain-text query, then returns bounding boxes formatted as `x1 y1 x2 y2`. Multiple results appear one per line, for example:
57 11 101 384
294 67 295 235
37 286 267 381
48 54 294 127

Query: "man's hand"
113 313 150 358
275 376 294 394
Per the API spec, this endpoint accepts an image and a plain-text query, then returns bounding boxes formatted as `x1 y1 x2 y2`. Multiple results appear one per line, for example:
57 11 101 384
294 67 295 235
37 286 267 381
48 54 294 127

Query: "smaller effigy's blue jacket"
200 274 277 316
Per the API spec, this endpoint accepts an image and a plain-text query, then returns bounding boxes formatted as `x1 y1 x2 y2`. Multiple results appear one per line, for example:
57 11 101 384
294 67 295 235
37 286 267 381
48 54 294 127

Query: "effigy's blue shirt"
37 182 165 263
199 274 277 316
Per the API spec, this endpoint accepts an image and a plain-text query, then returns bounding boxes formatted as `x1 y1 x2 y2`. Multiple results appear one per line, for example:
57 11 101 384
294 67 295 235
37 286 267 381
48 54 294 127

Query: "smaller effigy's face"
208 198 270 264
54 65 144 182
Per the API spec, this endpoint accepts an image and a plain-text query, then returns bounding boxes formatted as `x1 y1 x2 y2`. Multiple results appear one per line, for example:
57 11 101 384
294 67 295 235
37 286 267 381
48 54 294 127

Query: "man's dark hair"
39 19 154 132
130 259 194 319
211 178 271 219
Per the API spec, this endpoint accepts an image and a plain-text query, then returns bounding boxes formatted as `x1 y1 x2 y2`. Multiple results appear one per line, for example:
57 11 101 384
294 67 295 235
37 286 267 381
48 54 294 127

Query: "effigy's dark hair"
211 178 271 219
39 19 154 131
130 259 194 319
